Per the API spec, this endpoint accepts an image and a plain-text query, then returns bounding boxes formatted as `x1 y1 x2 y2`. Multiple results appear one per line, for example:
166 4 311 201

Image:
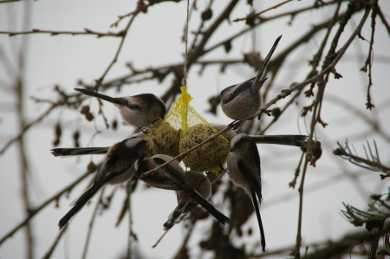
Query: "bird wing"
237 141 262 200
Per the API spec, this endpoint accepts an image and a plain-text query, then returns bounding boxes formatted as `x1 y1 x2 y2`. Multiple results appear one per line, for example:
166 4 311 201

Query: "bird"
75 87 166 128
58 134 147 228
220 35 282 121
226 133 266 252
152 170 214 248
134 154 229 225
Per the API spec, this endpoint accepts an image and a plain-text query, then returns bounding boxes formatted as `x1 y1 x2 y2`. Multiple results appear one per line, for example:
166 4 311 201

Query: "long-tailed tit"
220 35 282 121
58 134 147 228
135 154 229 225
153 170 214 247
75 88 166 128
226 133 266 251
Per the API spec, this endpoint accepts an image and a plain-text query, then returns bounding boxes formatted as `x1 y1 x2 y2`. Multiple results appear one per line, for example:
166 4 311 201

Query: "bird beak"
75 88 127 106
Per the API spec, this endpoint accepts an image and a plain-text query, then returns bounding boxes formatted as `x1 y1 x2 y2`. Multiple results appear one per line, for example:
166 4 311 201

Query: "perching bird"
58 134 147 228
134 154 229 225
75 88 166 128
226 133 266 252
152 170 214 247
163 170 212 228
220 35 282 121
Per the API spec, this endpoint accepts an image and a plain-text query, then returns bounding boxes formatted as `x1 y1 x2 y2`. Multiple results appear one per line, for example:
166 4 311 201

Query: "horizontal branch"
0 28 123 38
302 222 390 259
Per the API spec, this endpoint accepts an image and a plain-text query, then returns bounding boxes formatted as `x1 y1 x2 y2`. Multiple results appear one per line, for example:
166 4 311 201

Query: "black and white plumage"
58 134 147 228
135 154 229 225
226 133 266 251
220 35 282 120
163 170 212 229
152 170 214 248
75 88 166 128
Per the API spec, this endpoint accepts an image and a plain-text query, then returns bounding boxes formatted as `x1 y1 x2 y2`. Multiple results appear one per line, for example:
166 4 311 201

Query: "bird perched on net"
75 88 166 128
135 154 229 226
147 168 216 248
226 133 266 252
58 134 147 228
220 35 282 121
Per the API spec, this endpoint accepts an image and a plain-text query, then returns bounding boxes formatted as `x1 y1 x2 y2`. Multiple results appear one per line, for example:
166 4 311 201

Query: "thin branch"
0 103 60 155
0 170 92 246
302 222 390 259
94 11 139 89
81 189 105 259
0 28 123 38
41 226 68 259
233 0 295 22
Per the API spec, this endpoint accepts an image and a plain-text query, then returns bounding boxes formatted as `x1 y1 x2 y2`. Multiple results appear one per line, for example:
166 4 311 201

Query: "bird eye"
128 103 142 111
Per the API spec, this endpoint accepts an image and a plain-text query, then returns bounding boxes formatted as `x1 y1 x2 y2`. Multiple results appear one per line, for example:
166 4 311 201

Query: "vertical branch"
15 77 35 259
81 189 105 259
14 2 34 259
127 185 133 259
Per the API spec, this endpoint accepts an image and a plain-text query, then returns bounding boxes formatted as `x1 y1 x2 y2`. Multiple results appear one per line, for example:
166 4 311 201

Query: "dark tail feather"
190 190 230 225
251 189 266 252
58 183 102 228
247 134 307 148
74 88 126 106
253 35 282 88
51 147 109 157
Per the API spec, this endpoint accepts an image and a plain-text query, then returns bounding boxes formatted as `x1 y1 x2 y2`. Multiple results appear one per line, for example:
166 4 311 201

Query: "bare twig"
0 28 123 38
0 170 93 246
41 226 68 259
0 103 60 155
302 222 390 259
334 141 390 177
234 0 295 22
81 189 105 259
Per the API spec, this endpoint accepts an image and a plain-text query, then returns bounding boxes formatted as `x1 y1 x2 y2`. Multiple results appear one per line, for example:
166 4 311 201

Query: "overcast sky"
1 1 390 259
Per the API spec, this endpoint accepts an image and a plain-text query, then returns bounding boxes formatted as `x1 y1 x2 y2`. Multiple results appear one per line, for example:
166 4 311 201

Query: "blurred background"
1 0 389 258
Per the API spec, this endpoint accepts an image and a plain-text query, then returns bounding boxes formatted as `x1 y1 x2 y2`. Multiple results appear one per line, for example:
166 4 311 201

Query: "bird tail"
58 183 102 228
190 190 230 225
51 147 108 157
252 34 282 89
251 189 266 252
75 88 126 105
247 134 308 148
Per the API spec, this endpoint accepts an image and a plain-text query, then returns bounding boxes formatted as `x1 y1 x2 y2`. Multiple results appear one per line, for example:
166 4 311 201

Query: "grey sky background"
1 1 389 258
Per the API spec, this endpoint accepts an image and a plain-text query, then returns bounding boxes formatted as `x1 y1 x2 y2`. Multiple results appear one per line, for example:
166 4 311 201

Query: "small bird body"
227 133 266 251
220 35 282 121
152 170 215 247
135 154 229 225
221 83 261 120
163 171 212 229
58 134 147 228
76 88 166 128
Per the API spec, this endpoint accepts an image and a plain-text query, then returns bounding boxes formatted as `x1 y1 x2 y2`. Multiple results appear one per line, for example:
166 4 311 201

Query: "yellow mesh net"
162 87 230 173
164 87 210 132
